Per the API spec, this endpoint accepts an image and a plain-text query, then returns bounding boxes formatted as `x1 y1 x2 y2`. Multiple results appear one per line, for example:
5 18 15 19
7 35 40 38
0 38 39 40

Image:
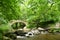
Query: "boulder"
25 32 34 37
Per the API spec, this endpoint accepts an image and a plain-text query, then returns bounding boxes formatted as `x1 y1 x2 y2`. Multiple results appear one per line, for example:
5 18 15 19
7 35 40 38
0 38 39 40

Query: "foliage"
0 0 21 22
0 0 60 29
0 0 60 40
0 24 13 32
49 28 60 33
20 0 60 28
0 24 13 40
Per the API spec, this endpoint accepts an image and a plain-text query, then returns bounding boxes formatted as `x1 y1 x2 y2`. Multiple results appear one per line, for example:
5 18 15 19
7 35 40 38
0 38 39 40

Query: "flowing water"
16 34 60 40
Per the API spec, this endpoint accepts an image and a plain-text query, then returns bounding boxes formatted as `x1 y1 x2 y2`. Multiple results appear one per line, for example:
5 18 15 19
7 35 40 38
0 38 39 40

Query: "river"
16 33 60 40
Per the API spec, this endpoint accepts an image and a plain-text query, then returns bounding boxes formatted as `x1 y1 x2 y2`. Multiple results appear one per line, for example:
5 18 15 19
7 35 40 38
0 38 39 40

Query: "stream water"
16 33 60 40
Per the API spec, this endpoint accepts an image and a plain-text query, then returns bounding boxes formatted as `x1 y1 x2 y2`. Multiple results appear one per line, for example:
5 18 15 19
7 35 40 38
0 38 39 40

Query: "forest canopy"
0 0 60 28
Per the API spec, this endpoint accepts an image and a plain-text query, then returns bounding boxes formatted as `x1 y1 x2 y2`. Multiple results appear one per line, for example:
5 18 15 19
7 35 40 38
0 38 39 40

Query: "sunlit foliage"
0 0 60 32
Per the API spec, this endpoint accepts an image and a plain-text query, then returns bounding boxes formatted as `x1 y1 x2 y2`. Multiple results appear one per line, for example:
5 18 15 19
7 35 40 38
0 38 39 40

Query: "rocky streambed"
3 27 60 40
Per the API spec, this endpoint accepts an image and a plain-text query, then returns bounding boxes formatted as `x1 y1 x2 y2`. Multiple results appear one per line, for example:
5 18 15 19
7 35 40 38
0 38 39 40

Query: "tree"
19 0 60 28
0 0 21 22
0 0 60 29
0 0 21 39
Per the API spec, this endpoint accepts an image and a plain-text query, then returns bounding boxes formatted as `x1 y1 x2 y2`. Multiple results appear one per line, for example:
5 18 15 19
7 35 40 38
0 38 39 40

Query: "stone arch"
9 20 27 29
